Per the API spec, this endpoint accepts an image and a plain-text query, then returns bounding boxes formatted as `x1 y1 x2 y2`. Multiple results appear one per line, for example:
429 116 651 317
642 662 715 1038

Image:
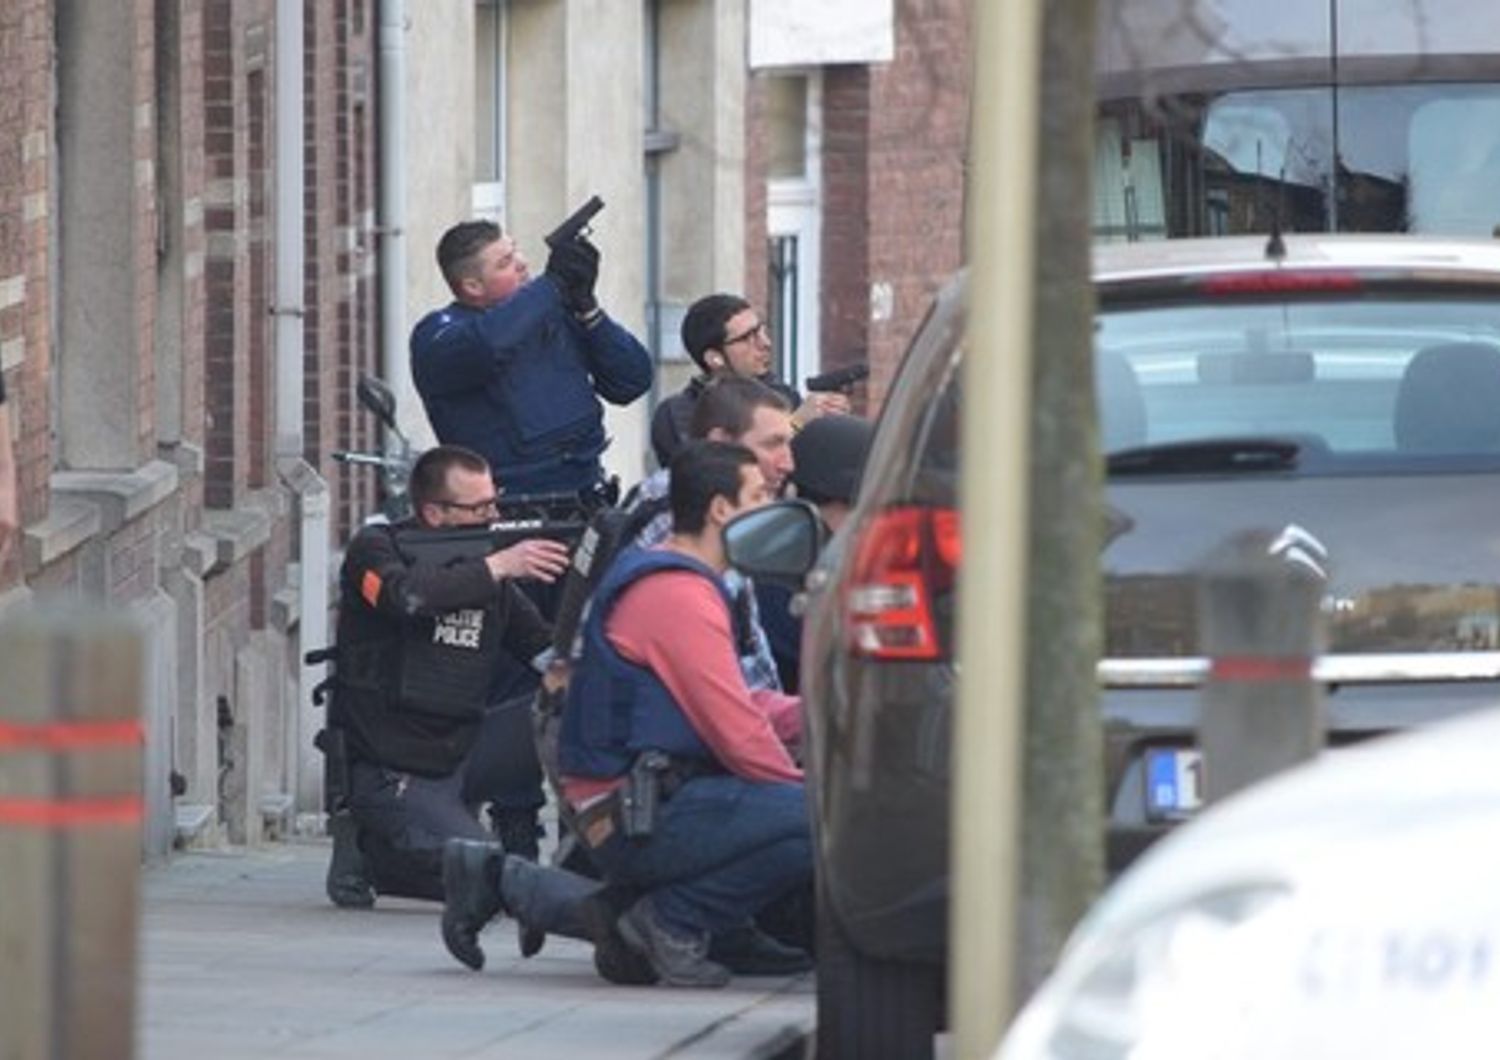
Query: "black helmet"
791 415 874 504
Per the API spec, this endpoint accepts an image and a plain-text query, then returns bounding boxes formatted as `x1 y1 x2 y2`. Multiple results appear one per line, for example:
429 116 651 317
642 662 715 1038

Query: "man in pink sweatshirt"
556 440 812 987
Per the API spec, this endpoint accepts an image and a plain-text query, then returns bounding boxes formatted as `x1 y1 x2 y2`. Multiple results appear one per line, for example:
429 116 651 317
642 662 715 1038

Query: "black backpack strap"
548 496 668 656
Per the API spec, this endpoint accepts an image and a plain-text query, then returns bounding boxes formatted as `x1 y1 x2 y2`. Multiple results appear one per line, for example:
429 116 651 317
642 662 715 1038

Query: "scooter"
332 373 416 524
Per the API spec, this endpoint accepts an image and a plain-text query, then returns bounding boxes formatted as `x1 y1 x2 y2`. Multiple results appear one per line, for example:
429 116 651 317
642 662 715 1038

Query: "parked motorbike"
332 373 416 524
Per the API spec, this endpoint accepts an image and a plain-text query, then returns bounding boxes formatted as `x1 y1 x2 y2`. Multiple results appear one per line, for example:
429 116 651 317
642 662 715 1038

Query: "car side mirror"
723 500 826 587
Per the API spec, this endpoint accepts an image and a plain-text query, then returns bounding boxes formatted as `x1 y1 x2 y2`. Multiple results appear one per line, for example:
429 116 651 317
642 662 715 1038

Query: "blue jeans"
590 776 812 937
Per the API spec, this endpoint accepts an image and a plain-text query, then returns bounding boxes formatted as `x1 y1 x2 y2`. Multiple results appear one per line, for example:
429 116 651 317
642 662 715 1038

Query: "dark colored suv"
797 235 1500 1057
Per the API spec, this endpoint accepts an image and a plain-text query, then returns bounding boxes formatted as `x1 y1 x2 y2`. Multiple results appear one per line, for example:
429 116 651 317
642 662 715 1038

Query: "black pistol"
805 362 870 395
544 195 605 249
621 750 669 840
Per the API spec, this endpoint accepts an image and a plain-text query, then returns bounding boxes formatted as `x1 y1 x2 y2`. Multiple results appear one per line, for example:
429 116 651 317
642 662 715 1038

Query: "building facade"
744 0 972 410
0 0 380 857
410 1 971 459
0 0 973 860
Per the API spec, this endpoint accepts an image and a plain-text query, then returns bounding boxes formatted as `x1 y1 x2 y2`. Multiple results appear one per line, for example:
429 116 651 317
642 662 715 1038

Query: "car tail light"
1196 270 1362 296
846 506 960 660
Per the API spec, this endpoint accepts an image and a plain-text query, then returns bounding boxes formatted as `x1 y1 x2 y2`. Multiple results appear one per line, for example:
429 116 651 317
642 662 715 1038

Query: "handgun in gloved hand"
544 236 601 317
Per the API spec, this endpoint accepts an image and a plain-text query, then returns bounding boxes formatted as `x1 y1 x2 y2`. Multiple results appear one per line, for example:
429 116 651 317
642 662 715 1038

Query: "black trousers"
347 696 543 901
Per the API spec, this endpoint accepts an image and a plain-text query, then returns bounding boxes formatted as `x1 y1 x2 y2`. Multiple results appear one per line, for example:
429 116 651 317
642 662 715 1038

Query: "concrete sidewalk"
139 840 813 1059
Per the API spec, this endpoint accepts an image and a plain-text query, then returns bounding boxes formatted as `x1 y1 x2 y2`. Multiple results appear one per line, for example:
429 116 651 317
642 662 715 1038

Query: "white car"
999 708 1500 1060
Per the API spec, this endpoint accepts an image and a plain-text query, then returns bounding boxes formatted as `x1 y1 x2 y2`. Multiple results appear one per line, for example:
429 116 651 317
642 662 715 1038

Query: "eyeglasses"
722 321 769 347
433 494 502 517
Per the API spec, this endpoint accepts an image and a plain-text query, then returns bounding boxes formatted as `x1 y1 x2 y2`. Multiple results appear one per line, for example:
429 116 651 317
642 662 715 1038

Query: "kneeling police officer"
321 444 571 907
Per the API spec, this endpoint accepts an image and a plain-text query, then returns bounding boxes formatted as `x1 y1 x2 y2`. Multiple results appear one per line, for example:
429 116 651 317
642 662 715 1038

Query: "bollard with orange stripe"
1197 527 1328 806
0 610 145 1060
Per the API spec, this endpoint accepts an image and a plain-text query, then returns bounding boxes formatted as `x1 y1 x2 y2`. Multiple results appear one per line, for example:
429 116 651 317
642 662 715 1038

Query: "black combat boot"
325 811 375 909
488 807 545 955
495 855 549 959
707 924 814 975
617 896 732 988
440 839 507 971
577 887 659 986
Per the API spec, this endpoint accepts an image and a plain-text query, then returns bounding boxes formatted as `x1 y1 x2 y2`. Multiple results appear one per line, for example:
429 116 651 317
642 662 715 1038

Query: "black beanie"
791 415 875 504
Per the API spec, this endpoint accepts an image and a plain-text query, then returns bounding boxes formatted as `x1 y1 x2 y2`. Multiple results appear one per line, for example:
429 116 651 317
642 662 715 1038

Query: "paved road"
139 840 813 1059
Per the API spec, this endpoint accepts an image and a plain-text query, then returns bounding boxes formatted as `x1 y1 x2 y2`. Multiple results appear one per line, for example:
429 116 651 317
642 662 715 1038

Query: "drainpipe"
274 0 330 815
379 0 413 430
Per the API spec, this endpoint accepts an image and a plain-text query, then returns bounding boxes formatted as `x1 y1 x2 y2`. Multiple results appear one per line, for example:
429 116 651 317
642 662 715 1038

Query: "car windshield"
1095 295 1500 471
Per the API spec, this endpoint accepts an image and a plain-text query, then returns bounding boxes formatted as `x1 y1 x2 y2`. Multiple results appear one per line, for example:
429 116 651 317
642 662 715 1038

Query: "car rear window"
1095 295 1500 470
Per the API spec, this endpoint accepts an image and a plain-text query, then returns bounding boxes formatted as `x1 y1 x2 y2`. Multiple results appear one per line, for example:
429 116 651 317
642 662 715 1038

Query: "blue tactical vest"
559 548 737 779
410 280 651 495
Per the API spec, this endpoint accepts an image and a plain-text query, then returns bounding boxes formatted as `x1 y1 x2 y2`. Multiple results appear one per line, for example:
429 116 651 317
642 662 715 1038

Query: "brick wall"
203 0 262 510
302 0 335 481
2 0 381 839
109 510 162 603
819 65 874 395
336 0 379 540
304 0 379 542
861 0 970 407
346 0 378 530
132 0 159 464
0 0 55 590
746 0 971 414
177 0 209 507
743 76 770 319
104 0 164 610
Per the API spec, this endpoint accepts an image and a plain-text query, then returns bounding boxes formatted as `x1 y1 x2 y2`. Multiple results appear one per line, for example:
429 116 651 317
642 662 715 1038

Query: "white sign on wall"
749 0 895 69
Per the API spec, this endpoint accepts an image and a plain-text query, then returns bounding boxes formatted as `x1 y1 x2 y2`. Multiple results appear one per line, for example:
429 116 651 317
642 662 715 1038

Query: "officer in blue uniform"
410 220 652 498
411 218 653 709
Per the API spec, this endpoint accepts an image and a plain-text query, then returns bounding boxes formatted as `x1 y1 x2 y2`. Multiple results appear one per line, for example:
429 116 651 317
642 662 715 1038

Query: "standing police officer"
411 218 652 711
410 220 652 498
323 444 570 906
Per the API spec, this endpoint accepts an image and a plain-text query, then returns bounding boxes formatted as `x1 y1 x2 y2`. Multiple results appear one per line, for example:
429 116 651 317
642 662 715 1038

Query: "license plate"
1145 748 1203 820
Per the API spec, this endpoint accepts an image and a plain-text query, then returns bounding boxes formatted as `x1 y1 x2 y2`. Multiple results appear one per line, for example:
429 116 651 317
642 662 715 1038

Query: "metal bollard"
0 609 144 1060
1197 527 1327 804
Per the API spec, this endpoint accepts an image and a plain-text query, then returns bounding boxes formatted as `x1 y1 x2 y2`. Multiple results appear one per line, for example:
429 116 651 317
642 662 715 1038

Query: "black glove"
545 237 600 316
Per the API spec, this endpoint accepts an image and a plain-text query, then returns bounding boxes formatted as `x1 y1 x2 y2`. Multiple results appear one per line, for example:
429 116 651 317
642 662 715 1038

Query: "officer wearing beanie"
759 414 875 691
650 293 849 468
